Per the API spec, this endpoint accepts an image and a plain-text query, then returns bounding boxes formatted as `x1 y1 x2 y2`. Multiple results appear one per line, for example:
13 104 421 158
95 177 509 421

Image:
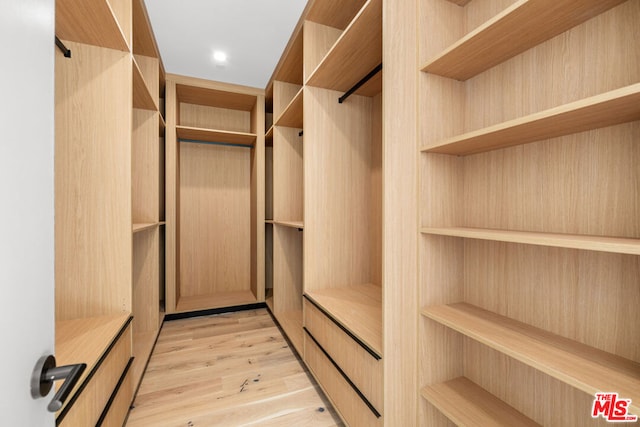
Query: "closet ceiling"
145 0 307 89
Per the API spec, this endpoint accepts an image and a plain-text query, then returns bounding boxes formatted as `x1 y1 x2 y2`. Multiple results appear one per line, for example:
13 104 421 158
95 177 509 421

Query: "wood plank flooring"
126 308 342 426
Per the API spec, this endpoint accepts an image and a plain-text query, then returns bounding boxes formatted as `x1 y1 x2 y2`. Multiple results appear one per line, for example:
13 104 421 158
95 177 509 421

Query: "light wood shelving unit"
56 0 130 51
418 1 639 426
165 75 265 314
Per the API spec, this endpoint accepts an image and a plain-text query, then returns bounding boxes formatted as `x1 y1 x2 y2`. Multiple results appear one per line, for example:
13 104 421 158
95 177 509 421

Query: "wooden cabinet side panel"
132 108 160 223
273 226 303 313
273 127 304 222
133 229 160 334
165 81 178 312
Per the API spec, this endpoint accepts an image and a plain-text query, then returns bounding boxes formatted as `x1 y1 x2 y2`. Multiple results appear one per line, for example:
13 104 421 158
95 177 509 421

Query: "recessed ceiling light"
213 51 227 63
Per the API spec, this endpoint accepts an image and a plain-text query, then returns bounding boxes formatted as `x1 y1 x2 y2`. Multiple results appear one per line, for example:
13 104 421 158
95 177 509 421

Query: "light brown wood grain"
273 127 304 223
273 81 303 121
132 108 159 224
304 299 383 412
306 0 367 30
251 96 266 302
175 291 257 313
421 377 541 427
305 284 382 357
55 41 132 320
132 0 159 57
275 309 304 355
265 226 274 295
132 57 157 111
134 54 160 107
174 78 262 108
275 88 304 128
132 230 160 335
178 103 251 133
175 126 256 146
306 0 382 93
164 81 178 313
269 25 304 85
422 0 627 80
179 143 251 297
56 0 130 51
265 146 274 218
273 226 304 314
265 125 274 146
304 21 342 82
100 362 133 427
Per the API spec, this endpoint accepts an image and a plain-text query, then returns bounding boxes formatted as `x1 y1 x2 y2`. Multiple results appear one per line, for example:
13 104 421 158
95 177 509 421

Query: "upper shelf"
420 227 640 255
421 0 627 81
422 303 640 414
176 126 257 147
133 58 158 111
421 84 640 155
132 0 160 57
305 0 382 95
306 0 367 30
176 84 257 111
275 220 304 230
56 0 129 51
275 88 303 128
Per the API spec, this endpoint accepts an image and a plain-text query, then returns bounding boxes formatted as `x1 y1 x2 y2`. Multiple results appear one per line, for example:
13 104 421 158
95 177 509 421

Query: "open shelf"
265 219 275 224
132 222 157 233
132 0 159 57
176 126 257 147
305 284 382 357
274 220 304 230
307 0 367 30
274 88 303 128
175 290 257 313
56 314 131 413
56 0 129 51
176 84 257 111
270 24 303 85
265 125 274 147
421 0 627 81
275 309 304 355
305 0 382 95
421 84 640 155
421 377 541 427
131 329 159 391
133 58 158 111
420 227 640 255
422 303 640 413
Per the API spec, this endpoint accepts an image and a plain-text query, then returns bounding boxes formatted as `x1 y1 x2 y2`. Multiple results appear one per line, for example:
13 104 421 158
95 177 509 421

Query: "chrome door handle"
31 355 86 412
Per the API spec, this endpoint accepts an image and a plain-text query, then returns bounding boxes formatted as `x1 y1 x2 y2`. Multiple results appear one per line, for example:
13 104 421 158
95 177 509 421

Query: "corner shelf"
421 84 640 155
56 0 129 51
133 222 157 233
274 88 303 128
421 377 541 427
422 303 640 413
305 0 382 95
176 126 257 147
305 284 382 357
274 220 304 230
421 0 627 81
420 227 640 255
133 58 158 111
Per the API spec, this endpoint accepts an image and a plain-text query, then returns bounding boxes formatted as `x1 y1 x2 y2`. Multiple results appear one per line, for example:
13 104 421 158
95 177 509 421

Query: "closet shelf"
176 126 257 147
133 222 158 233
305 284 382 357
422 303 640 413
420 227 640 255
56 0 129 51
275 309 304 355
265 219 275 224
132 0 159 58
265 125 274 147
133 58 158 111
274 88 303 128
307 0 368 30
421 0 627 81
421 84 640 155
271 26 304 85
176 83 257 111
421 377 541 427
306 0 382 96
274 220 304 230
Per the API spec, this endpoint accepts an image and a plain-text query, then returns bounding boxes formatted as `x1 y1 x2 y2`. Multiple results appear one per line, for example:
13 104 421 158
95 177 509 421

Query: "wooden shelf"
176 83 257 111
275 309 304 355
131 329 159 391
421 84 640 155
175 290 257 313
56 314 131 413
133 222 157 233
421 0 627 81
132 0 159 57
265 125 274 147
274 220 304 230
305 284 382 357
307 0 368 30
444 0 471 5
133 58 158 111
271 24 304 85
274 88 303 128
56 0 129 51
420 227 640 255
306 0 382 95
265 219 275 224
422 303 640 413
422 377 541 427
176 126 257 147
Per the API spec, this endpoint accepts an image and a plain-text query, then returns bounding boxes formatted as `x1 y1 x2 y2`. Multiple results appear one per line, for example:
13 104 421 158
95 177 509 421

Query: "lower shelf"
305 284 382 357
422 377 541 427
175 290 257 313
274 309 303 355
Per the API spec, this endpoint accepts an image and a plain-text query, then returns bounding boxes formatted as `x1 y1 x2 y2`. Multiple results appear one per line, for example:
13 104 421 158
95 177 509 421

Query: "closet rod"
55 36 71 58
179 138 253 149
338 63 382 104
298 130 303 137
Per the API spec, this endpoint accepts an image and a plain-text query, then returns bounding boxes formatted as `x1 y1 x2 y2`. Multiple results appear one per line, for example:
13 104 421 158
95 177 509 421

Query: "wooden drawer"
304 331 382 427
97 358 133 427
59 323 132 427
303 298 383 412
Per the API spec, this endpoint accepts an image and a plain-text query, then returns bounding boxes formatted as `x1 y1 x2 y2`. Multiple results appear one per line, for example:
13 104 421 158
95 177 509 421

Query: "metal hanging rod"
338 63 382 104
55 37 71 58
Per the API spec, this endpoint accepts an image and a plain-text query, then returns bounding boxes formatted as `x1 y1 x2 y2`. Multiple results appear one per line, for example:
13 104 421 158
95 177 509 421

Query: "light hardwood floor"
126 308 342 426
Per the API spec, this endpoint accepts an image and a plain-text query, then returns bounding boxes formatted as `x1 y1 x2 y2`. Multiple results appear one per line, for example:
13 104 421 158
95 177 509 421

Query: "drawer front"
303 299 383 412
98 358 133 427
304 332 382 427
59 324 132 427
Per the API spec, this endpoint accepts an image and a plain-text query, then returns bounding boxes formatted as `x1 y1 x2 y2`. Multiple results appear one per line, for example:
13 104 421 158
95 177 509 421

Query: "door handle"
31 354 86 412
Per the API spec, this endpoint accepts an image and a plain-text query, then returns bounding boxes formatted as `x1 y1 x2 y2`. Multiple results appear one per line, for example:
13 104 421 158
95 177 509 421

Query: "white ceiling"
145 0 307 89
